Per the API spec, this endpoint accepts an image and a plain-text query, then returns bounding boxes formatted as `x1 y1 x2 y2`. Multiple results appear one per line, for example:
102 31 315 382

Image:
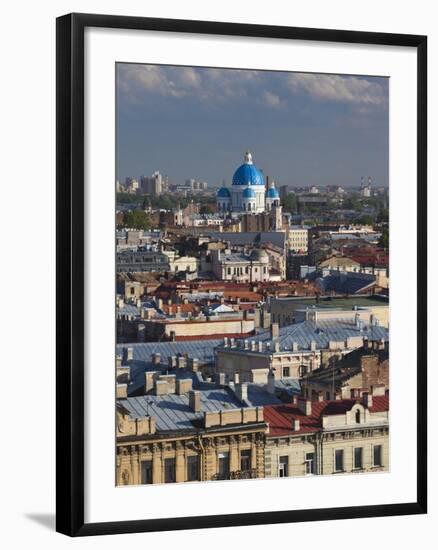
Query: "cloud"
117 64 387 113
262 91 284 109
287 73 386 106
117 64 265 104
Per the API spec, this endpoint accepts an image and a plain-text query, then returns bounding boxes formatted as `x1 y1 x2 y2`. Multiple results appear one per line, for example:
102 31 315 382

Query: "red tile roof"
161 303 199 315
264 395 389 437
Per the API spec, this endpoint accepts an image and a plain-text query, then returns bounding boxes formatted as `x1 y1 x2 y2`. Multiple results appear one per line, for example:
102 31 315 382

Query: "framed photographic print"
56 13 427 536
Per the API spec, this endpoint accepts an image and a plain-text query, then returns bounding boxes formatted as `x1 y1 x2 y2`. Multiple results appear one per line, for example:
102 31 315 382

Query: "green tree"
124 210 151 230
282 193 297 212
344 194 362 211
377 208 389 223
378 227 389 248
357 214 374 226
200 204 215 215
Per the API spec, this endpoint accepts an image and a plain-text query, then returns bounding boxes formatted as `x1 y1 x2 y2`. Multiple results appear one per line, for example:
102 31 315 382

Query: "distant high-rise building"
141 171 163 196
360 176 372 198
125 177 139 194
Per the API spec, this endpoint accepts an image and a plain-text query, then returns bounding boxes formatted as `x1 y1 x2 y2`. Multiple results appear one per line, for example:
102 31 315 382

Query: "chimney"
335 389 342 400
267 369 276 394
310 340 316 351
363 392 373 408
292 418 300 431
271 323 279 338
292 342 299 352
151 353 161 366
258 341 264 353
177 356 186 369
236 383 248 402
168 355 177 369
223 336 229 347
317 391 324 402
298 399 312 416
274 341 280 352
116 383 128 398
157 298 163 309
189 390 201 412
145 371 158 393
122 347 133 364
355 312 361 328
251 340 257 352
154 379 169 396
188 357 199 372
234 372 240 384
291 394 298 405
176 378 192 395
371 384 385 396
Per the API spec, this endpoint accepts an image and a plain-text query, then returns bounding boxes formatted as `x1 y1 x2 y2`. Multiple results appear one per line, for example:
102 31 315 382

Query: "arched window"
355 409 361 423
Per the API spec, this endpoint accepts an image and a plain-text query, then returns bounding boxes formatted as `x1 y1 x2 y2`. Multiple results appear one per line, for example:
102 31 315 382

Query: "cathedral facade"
217 151 280 214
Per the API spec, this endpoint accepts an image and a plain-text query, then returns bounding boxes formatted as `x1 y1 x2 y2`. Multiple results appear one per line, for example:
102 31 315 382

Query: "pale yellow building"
116 384 267 485
264 391 389 478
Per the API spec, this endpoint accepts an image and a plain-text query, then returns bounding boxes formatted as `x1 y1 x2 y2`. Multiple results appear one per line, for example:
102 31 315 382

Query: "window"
140 460 153 484
373 445 383 467
282 366 290 378
279 456 289 477
355 409 361 423
164 458 176 483
354 447 363 470
305 452 315 475
186 455 199 482
326 391 330 400
240 449 251 472
130 287 135 295
218 452 230 480
334 449 344 472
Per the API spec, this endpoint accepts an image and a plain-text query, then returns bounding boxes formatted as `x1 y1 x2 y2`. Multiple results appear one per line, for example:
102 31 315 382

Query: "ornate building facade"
116 398 267 485
264 392 389 478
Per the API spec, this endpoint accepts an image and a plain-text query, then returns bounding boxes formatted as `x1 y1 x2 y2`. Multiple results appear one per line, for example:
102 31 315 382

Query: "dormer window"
355 409 361 424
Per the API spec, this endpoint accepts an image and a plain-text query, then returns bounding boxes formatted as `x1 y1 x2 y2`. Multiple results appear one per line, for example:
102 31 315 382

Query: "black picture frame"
56 12 427 537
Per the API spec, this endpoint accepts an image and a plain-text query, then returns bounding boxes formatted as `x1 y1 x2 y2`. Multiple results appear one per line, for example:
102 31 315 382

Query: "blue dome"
242 187 256 199
232 163 264 186
217 186 231 198
232 152 264 186
266 186 279 198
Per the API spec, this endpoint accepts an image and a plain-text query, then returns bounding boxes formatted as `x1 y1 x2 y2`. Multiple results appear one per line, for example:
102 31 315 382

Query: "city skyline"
117 63 389 188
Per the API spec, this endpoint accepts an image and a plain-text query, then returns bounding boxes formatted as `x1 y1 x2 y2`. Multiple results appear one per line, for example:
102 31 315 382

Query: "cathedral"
217 151 280 214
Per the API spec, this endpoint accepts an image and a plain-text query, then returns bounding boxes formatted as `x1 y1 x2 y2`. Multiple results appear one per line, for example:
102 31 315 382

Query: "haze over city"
117 63 389 188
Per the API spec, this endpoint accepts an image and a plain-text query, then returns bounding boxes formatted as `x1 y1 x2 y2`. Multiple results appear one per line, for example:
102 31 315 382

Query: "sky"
116 63 389 188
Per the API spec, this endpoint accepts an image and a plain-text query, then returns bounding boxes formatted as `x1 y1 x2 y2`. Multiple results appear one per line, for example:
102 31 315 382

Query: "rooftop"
264 394 389 436
119 388 243 432
219 318 388 353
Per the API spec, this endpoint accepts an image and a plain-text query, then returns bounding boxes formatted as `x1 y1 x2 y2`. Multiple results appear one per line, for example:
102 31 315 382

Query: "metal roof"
117 339 222 364
219 319 388 352
208 231 286 249
119 388 243 432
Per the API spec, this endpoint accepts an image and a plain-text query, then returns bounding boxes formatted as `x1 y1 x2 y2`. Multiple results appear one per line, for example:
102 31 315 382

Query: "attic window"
355 409 361 424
